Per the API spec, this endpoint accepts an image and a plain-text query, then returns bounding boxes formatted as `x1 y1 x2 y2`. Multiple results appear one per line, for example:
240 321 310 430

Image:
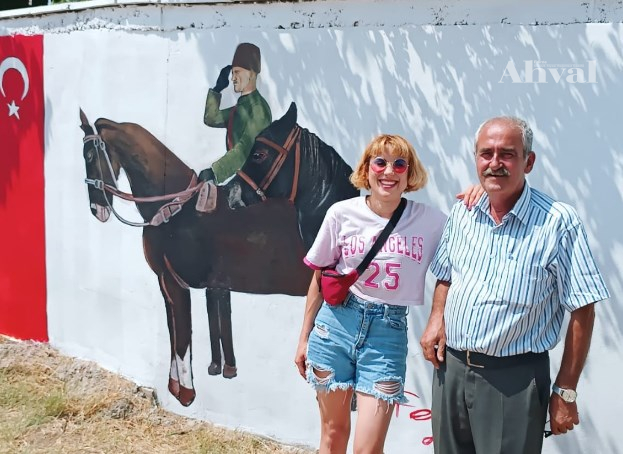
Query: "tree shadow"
41 8 622 450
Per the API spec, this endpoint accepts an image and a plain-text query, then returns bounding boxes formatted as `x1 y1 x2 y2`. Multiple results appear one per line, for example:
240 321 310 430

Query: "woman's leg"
306 297 362 453
350 301 407 454
316 387 354 454
352 392 394 454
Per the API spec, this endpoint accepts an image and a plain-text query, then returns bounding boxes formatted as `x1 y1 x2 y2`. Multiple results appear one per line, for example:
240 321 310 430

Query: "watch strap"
552 384 577 402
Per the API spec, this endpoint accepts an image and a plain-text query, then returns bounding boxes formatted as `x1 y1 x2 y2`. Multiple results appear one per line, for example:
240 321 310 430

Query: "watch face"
561 389 577 403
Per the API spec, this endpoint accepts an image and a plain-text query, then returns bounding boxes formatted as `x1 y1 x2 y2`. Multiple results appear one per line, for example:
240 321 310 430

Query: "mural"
80 110 301 406
78 82 358 406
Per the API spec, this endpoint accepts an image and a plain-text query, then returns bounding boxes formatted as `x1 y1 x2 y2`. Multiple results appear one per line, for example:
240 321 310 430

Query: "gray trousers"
432 350 550 454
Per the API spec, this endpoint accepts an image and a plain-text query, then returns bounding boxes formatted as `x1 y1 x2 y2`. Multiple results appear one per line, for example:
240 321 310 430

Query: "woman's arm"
294 270 324 378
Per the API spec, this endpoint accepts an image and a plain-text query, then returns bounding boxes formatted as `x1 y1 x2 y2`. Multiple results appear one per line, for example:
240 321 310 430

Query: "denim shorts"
306 292 408 404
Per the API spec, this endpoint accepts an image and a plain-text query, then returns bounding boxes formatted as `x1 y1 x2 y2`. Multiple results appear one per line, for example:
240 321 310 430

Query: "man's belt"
447 347 548 369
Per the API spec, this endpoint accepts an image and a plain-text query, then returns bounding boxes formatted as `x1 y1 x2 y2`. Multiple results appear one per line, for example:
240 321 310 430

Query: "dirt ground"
0 335 313 454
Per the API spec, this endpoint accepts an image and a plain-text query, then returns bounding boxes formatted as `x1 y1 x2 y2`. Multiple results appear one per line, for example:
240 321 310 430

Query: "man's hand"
548 304 595 435
420 316 446 369
548 393 580 435
198 167 215 182
213 65 232 93
421 280 450 369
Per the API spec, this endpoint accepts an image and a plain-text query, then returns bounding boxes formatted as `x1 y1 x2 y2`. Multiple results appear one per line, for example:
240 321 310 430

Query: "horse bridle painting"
235 124 302 204
83 134 203 227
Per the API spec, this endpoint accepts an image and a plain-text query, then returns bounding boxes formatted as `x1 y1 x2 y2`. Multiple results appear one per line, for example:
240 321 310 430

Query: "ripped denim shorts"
306 292 408 404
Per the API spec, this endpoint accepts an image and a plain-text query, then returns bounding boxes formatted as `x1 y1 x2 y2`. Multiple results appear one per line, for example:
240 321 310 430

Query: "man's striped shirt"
430 183 610 356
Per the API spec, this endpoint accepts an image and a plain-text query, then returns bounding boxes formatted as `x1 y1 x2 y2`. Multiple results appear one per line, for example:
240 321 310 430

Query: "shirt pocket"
496 260 549 309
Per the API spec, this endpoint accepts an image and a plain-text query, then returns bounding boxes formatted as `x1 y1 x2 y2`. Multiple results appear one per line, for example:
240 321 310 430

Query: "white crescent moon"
0 57 30 100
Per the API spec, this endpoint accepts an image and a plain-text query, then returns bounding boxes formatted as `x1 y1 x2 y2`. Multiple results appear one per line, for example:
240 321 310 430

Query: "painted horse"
224 103 359 249
79 110 311 407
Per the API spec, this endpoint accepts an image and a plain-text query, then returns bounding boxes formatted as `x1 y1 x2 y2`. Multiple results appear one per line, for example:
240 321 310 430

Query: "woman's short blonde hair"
349 134 428 192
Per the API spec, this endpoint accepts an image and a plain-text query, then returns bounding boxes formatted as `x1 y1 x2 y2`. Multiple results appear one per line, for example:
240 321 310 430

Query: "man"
420 116 609 454
198 43 271 379
200 42 272 184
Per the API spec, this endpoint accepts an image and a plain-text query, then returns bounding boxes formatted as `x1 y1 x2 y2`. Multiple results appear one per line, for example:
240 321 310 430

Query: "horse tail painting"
79 109 310 407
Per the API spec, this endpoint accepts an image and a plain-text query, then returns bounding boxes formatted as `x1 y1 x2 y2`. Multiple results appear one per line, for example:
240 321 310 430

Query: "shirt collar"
473 181 532 225
511 182 532 224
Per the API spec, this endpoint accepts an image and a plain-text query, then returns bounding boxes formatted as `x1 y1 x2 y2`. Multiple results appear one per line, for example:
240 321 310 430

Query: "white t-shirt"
304 196 446 306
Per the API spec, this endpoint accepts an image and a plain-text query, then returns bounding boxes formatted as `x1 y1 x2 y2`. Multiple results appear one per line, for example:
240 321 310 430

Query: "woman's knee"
322 419 351 440
321 421 351 453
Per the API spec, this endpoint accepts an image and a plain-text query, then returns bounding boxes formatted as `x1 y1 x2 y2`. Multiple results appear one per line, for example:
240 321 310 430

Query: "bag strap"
355 197 407 275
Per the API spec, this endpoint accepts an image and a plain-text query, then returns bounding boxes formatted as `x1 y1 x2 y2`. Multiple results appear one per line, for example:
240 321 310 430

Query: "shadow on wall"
241 24 623 330
193 24 622 453
57 17 621 451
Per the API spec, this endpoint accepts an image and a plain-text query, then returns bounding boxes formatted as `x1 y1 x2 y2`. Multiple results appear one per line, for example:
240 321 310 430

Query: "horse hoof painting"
168 377 196 407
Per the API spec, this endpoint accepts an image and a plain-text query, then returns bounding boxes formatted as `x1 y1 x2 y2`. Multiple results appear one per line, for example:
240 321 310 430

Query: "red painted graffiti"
410 409 432 421
395 389 434 445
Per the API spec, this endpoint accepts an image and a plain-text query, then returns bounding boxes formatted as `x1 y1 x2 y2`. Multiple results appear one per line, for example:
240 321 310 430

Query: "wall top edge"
0 0 280 19
1 0 621 27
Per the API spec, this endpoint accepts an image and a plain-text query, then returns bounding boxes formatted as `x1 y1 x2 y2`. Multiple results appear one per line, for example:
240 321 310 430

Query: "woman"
295 134 454 453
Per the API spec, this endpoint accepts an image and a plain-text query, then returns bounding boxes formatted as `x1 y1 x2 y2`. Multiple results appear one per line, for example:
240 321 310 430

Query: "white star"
7 100 20 119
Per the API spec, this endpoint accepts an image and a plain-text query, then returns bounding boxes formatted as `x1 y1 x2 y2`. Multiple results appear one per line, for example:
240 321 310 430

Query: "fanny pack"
320 198 406 306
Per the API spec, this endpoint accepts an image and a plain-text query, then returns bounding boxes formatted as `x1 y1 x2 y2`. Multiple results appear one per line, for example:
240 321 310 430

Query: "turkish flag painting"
0 35 47 341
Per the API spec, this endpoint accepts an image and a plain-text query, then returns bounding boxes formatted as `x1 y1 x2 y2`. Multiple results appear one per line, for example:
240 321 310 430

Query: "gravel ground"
0 335 313 454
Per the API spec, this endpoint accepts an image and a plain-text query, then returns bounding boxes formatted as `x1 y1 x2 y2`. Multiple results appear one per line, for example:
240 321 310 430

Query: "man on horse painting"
197 43 272 379
199 42 272 184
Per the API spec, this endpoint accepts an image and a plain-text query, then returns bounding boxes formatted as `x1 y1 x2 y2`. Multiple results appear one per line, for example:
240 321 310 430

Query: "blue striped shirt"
429 183 610 356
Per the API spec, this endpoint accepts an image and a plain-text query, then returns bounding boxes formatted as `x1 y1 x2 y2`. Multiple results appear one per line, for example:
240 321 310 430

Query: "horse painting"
79 110 311 407
224 102 359 249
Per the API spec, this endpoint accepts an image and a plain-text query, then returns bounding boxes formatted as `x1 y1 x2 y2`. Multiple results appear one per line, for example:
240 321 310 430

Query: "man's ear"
524 151 536 174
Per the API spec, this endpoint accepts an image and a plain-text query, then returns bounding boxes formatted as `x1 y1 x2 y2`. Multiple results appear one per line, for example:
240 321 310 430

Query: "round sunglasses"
370 157 409 174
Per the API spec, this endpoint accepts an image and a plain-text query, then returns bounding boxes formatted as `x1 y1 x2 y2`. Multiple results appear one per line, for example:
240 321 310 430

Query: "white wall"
2 2 622 452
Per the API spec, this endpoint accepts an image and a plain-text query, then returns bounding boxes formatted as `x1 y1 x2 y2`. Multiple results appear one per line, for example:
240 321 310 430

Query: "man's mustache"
483 167 510 177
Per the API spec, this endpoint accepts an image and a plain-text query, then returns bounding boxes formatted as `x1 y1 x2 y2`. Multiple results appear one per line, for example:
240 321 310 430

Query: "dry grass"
0 336 313 454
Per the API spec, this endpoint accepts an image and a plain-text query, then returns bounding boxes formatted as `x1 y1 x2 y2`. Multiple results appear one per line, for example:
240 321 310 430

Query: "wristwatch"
552 384 577 403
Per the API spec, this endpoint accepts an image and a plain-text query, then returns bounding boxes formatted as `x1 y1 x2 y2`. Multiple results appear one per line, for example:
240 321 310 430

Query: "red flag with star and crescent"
0 35 47 341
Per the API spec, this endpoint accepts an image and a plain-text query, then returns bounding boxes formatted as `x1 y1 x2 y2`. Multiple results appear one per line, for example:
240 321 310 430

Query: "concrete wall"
1 1 621 452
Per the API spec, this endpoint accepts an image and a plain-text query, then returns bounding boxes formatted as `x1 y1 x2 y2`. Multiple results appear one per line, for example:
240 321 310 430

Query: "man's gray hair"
474 116 533 157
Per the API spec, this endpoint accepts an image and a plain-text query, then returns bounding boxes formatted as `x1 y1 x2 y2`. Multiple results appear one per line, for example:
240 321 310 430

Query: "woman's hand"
456 184 484 210
295 271 322 380
294 339 308 379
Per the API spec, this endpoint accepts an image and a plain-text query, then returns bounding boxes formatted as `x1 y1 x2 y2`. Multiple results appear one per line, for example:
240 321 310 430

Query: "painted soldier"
200 42 272 184
199 43 272 379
